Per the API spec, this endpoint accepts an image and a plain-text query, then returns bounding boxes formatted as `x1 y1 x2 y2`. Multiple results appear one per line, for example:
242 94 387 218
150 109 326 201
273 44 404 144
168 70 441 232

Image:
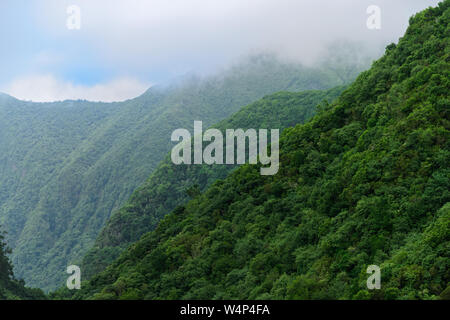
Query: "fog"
37 0 440 68
0 0 441 101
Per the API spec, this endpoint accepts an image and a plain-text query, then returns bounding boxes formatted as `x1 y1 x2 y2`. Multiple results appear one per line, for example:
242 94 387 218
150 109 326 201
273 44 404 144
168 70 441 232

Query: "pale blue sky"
0 0 441 102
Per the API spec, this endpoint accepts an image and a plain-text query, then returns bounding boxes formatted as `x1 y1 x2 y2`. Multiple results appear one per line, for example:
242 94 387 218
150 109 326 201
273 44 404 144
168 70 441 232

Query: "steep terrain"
0 55 355 291
81 86 346 279
65 2 449 300
0 228 45 300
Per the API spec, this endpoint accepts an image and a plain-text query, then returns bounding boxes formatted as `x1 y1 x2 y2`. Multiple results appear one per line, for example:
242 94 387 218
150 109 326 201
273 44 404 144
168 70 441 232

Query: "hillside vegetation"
81 86 346 279
0 55 358 291
0 229 45 300
64 2 449 300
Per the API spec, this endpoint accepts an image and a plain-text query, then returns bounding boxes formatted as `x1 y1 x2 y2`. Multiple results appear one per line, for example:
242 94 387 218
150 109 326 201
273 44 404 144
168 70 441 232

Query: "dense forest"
0 228 45 300
0 55 358 291
55 2 449 300
81 86 346 279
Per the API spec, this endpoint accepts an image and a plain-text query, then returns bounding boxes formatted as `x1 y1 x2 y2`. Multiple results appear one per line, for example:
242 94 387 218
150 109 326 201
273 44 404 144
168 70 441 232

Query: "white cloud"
2 75 150 102
32 51 65 68
35 0 441 71
0 0 441 98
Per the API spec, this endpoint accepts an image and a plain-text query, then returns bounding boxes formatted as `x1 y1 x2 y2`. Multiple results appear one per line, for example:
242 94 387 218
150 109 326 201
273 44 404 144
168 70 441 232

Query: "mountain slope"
81 86 346 279
0 229 45 300
68 1 449 300
0 55 357 291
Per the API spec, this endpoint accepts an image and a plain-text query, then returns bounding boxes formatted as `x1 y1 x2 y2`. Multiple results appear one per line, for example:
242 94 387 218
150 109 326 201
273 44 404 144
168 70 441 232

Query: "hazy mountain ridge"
59 2 449 300
0 54 358 291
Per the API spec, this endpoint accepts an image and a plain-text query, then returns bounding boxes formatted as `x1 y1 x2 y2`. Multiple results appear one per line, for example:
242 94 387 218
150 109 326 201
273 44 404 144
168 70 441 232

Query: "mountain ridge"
60 1 449 300
80 86 346 279
0 54 361 291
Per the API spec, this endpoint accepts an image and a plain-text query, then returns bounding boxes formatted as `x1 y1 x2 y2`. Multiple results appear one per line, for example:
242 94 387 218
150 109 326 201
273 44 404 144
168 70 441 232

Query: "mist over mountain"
0 0 447 303
0 53 362 291
55 1 449 300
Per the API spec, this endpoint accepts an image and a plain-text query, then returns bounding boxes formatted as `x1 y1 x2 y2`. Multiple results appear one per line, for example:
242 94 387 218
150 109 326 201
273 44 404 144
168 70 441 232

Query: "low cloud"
0 0 440 102
2 75 151 102
37 0 441 70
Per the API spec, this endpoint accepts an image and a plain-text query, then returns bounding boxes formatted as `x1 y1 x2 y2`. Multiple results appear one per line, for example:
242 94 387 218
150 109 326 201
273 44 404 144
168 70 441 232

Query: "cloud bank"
4 75 150 102
0 0 441 102
36 0 440 66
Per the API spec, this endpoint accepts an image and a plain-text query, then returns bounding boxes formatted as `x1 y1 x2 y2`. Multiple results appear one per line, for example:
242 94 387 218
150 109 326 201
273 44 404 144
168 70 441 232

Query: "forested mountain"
0 228 45 300
0 54 358 291
81 86 346 279
63 2 449 300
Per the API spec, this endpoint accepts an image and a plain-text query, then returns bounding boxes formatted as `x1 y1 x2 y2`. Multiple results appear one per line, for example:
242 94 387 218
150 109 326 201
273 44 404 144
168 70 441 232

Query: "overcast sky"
0 0 441 102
